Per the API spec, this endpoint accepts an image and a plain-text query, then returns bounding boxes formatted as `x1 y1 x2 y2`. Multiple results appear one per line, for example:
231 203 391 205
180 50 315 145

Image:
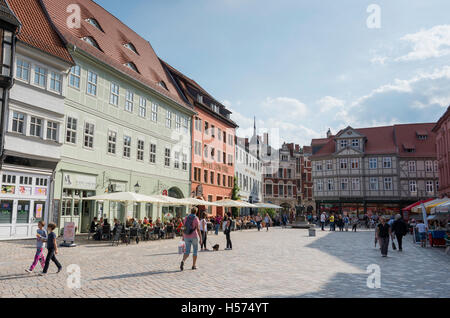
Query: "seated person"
90 217 98 232
143 217 149 225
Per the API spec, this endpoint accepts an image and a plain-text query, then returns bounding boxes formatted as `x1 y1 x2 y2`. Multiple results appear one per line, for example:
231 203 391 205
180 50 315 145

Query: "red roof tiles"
7 0 73 64
311 123 437 158
40 0 190 110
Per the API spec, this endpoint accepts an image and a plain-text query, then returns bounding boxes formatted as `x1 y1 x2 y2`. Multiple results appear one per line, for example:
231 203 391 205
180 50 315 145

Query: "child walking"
25 221 47 273
40 223 62 276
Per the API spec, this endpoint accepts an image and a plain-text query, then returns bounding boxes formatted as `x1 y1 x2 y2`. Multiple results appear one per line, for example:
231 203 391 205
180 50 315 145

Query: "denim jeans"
184 237 199 256
215 224 220 235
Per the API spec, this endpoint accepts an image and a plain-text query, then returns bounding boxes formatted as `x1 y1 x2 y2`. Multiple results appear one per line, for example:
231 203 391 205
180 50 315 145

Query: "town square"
0 0 449 302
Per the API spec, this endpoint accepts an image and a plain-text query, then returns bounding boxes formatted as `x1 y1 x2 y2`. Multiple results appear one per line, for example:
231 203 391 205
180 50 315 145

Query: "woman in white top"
200 212 209 251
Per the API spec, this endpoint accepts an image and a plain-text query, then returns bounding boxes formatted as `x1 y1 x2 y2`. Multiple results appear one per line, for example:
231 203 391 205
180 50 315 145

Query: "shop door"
81 201 94 233
0 200 14 239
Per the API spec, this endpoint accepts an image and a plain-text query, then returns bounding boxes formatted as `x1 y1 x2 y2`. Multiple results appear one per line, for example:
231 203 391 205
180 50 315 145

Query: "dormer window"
82 36 101 51
124 62 139 73
86 18 104 32
159 81 168 90
417 134 428 140
340 140 348 148
352 139 359 147
416 130 428 140
403 144 416 153
211 103 219 113
124 43 138 55
197 94 203 103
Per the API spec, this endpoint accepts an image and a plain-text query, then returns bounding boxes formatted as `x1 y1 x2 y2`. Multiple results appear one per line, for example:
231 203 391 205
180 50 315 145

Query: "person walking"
392 214 407 252
180 207 202 271
351 216 359 232
256 214 262 231
40 223 62 276
199 212 208 251
264 213 272 232
224 214 232 250
214 215 221 235
26 221 47 273
343 215 350 232
376 217 392 257
337 215 344 232
320 212 326 231
416 220 428 248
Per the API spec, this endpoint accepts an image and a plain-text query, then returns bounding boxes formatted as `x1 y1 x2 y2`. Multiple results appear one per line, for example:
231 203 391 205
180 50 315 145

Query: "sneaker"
39 272 47 276
180 261 184 271
192 266 197 270
56 267 62 274
25 269 32 274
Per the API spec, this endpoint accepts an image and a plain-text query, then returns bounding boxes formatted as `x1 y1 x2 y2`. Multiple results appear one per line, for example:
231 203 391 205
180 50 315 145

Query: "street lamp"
0 0 20 167
134 182 141 193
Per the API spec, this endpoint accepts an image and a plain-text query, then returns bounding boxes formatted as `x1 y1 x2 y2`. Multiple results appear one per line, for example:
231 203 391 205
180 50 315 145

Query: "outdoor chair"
165 225 175 239
102 225 111 241
87 228 96 241
111 225 123 246
129 227 139 244
151 227 161 240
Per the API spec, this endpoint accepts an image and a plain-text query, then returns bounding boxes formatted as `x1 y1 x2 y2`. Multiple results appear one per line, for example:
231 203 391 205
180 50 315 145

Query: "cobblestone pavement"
0 227 448 298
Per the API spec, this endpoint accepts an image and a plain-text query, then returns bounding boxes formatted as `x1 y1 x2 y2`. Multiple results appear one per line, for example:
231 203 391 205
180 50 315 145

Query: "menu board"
35 204 43 219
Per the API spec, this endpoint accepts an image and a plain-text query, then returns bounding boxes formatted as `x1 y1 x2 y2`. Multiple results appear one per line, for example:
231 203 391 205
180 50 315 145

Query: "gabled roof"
433 106 450 132
161 59 238 128
311 123 437 159
0 0 20 29
41 0 190 110
7 0 73 64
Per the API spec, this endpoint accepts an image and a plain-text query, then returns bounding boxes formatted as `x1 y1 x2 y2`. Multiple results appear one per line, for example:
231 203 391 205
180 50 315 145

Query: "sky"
96 0 450 146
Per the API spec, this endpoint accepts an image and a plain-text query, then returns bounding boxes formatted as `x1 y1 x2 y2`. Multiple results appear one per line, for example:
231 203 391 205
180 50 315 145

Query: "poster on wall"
34 187 47 196
19 186 32 196
35 204 43 219
1 185 15 194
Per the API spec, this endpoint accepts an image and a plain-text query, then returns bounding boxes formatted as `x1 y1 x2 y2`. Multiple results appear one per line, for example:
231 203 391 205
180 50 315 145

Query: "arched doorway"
163 187 185 219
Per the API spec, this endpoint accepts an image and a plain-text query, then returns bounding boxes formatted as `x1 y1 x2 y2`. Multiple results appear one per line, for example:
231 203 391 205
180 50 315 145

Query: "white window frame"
50 71 62 93
125 90 134 112
34 65 47 88
11 111 25 134
69 65 81 89
16 59 30 82
87 70 98 96
149 143 156 164
123 136 131 158
369 158 377 169
110 82 119 106
137 139 144 161
384 177 393 191
370 177 378 191
164 147 171 167
83 122 95 149
30 117 43 137
108 130 117 155
66 117 77 144
409 180 417 193
408 161 416 172
383 157 392 169
151 103 158 122
166 110 172 128
139 97 146 118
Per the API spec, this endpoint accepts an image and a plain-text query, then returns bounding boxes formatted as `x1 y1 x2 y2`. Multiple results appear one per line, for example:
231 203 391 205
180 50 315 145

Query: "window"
228 154 233 167
137 140 144 161
351 178 360 191
352 139 359 147
19 176 32 185
383 157 392 169
340 140 348 148
30 117 42 137
182 154 188 171
108 131 117 154
204 170 208 183
425 161 433 172
82 36 101 50
228 134 234 146
408 161 416 172
124 62 139 73
16 59 30 81
50 72 62 93
278 184 284 196
210 171 214 184
434 161 438 172
326 160 332 170
204 122 209 135
370 178 378 190
11 112 25 134
218 128 222 141
217 173 221 186
83 122 94 149
194 117 202 132
211 125 215 138
125 90 134 112
46 121 58 141
175 114 181 132
315 162 323 171
351 159 359 169
87 71 98 96
174 152 180 169
369 158 377 169
194 141 201 156
426 181 434 193
34 66 47 87
110 83 119 106
123 136 131 158
316 180 323 191
151 103 158 122
124 43 138 54
211 147 215 159
165 148 171 167
418 135 428 141
340 159 347 169
86 18 104 32
66 117 77 144
139 97 146 118
340 178 348 190
183 118 189 133
204 145 208 158
409 180 417 193
149 144 156 163
384 177 392 190
69 65 81 89
166 110 172 128
265 184 273 196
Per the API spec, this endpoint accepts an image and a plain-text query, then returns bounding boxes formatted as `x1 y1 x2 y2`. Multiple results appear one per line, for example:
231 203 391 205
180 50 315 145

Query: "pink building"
433 106 450 197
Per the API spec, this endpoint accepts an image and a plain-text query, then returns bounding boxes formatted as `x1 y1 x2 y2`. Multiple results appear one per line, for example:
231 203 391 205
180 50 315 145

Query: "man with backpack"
180 207 202 271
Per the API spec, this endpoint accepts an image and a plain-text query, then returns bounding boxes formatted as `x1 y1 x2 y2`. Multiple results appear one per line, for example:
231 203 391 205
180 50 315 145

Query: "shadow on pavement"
93 270 181 281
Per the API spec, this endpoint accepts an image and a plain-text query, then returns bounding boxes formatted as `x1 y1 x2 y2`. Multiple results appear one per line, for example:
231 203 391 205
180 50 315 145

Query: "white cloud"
317 96 345 113
396 25 450 62
262 97 308 117
370 56 387 65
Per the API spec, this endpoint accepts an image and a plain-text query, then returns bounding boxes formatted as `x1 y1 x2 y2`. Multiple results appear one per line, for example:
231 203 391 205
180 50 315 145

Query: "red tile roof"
41 0 190 110
311 123 436 158
433 106 450 132
7 0 73 64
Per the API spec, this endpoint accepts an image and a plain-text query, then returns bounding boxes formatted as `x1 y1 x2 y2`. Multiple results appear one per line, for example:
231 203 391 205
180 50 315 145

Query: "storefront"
0 167 51 240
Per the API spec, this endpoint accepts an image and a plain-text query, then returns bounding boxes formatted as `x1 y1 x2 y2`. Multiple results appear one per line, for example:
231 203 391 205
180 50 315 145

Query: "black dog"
212 244 220 251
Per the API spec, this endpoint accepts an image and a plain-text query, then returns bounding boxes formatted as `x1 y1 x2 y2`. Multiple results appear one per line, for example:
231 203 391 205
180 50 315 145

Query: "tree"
231 175 240 218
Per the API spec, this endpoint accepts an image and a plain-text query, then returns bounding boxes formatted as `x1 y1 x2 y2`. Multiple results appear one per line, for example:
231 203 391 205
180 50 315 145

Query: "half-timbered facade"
311 124 439 216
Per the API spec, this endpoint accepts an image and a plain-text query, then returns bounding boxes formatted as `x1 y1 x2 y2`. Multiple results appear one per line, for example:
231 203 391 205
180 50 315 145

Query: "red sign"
162 190 168 196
